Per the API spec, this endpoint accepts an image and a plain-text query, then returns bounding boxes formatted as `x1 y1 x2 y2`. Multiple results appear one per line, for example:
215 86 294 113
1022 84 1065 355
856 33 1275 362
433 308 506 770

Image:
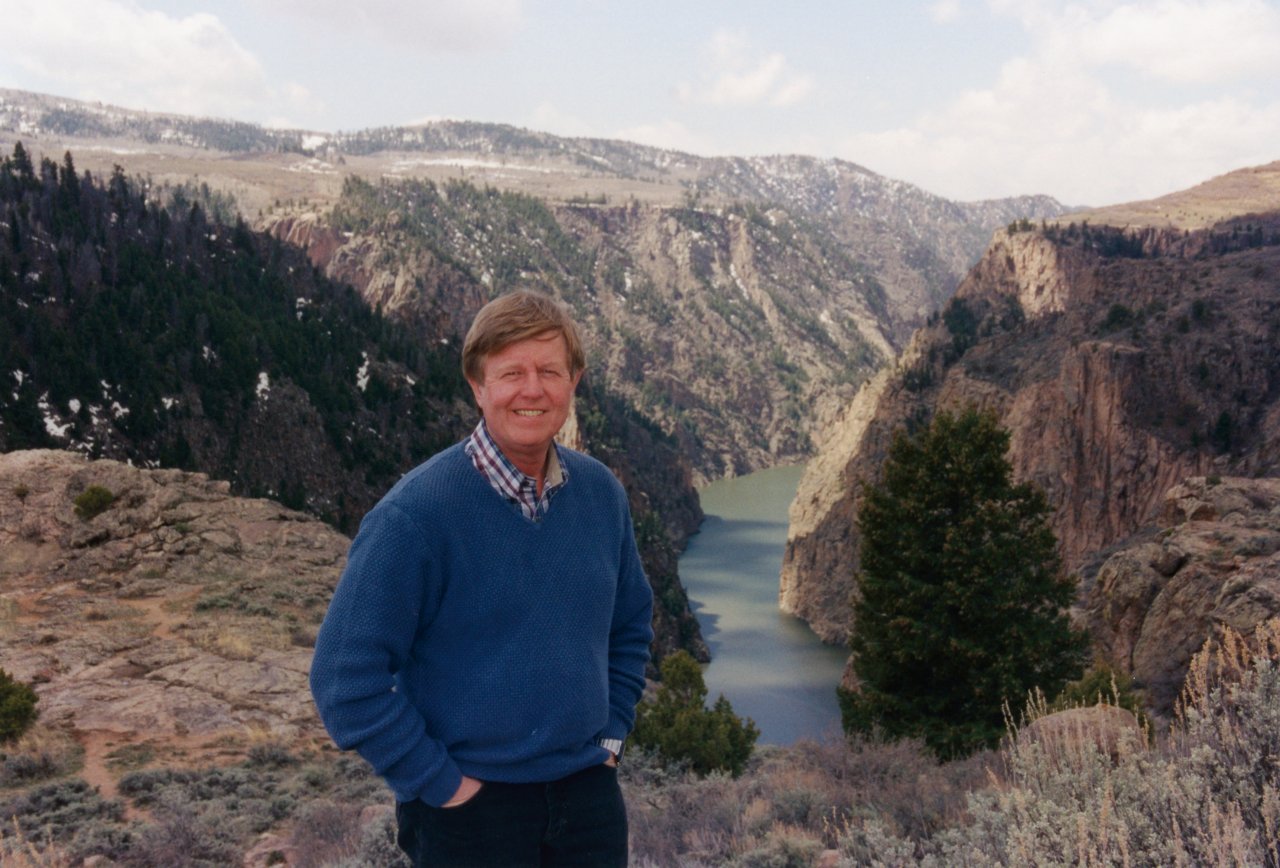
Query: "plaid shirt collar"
464 418 568 521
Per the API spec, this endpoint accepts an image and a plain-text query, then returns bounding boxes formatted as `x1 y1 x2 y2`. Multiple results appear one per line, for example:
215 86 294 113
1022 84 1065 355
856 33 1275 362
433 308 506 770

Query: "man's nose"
517 371 545 394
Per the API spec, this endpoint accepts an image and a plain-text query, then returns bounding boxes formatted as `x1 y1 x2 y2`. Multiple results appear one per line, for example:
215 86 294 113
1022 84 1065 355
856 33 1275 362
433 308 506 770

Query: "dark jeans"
396 763 628 867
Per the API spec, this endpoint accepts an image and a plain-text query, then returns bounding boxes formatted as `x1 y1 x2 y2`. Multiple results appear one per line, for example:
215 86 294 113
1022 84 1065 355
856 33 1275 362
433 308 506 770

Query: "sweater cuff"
597 737 624 758
418 762 463 808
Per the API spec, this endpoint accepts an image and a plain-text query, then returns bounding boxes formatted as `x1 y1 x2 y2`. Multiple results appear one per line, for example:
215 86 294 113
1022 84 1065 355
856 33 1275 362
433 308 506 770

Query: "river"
677 464 849 745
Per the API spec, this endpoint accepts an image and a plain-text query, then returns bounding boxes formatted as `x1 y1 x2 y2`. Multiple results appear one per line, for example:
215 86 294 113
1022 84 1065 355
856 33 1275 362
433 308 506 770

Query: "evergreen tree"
631 650 759 776
841 407 1088 758
0 668 38 743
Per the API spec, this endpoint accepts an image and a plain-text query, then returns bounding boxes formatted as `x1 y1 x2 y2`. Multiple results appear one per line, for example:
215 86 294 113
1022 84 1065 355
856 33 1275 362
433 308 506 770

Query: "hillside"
1 87 1069 481
0 143 706 665
782 162 1280 653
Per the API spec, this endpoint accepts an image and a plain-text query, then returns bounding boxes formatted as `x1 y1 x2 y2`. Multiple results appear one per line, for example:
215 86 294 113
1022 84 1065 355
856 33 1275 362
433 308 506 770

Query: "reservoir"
678 464 849 745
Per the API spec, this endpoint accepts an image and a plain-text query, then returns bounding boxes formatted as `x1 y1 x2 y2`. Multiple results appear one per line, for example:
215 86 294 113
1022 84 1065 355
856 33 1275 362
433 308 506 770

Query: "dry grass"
186 615 296 661
5 619 1280 865
0 820 72 868
0 728 83 788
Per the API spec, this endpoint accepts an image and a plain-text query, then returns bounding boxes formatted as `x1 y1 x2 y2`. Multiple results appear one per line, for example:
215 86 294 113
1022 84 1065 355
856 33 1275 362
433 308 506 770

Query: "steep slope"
266 176 894 480
0 144 706 662
0 146 469 534
782 163 1280 645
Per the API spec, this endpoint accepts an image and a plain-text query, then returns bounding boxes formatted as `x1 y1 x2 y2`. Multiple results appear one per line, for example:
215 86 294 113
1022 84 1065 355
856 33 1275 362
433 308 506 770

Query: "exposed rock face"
265 187 896 483
783 201 1280 645
1085 476 1280 714
0 449 347 755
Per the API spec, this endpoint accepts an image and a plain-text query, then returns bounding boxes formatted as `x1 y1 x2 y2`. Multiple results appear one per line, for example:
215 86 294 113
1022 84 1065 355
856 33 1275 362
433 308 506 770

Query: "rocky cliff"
264 178 897 483
783 164 1280 646
1085 476 1280 715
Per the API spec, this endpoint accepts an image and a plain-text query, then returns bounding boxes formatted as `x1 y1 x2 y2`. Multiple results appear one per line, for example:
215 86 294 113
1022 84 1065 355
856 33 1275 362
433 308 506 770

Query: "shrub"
835 618 1280 864
72 485 114 520
0 780 125 847
0 669 38 743
288 801 363 868
0 730 80 786
630 650 759 777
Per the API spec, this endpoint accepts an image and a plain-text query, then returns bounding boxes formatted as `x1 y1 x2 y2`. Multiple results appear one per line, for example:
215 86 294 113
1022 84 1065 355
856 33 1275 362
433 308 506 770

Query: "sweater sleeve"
309 503 463 806
600 497 655 743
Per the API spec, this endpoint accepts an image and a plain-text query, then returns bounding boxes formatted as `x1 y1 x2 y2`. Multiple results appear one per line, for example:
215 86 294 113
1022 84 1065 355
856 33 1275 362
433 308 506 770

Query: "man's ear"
466 376 484 404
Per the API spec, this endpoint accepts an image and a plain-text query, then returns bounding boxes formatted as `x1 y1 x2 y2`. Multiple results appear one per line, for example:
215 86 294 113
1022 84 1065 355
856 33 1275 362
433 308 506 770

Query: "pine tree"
0 668 38 743
841 407 1088 758
631 650 759 776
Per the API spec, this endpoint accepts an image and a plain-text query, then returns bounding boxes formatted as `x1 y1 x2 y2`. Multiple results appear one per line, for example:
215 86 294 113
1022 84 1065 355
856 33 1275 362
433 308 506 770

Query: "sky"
2 0 1278 206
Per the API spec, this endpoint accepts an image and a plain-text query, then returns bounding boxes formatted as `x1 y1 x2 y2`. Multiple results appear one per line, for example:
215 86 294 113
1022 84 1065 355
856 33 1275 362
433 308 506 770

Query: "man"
310 290 654 867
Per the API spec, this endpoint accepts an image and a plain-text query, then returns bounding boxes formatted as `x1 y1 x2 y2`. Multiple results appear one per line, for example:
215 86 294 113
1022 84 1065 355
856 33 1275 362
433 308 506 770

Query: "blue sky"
3 0 1278 205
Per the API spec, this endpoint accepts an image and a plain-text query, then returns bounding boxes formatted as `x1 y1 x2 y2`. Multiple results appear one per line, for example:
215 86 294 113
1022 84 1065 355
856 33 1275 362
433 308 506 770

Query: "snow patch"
68 398 81 414
356 353 370 392
38 393 70 439
256 372 271 401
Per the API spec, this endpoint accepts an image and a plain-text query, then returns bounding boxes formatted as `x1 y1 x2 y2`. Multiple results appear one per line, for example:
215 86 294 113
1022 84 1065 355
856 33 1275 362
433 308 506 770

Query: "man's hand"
603 753 618 768
442 775 483 807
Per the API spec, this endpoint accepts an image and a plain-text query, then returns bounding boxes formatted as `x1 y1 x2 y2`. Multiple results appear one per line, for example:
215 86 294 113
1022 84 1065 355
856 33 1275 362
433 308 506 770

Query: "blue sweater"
309 443 654 807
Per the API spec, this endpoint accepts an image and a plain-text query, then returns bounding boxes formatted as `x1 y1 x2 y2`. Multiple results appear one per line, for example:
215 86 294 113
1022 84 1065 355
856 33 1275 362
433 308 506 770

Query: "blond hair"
462 290 585 383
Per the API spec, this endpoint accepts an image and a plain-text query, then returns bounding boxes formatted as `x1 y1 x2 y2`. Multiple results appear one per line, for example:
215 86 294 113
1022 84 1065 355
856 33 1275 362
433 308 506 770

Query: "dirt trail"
53 591 195 812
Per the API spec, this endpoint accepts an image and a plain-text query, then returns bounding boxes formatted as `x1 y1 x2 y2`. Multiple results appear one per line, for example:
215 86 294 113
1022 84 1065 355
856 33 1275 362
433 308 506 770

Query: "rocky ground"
0 449 347 806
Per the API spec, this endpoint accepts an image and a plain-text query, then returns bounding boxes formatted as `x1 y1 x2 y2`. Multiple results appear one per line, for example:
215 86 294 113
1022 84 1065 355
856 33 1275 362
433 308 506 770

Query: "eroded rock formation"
784 201 1280 646
1085 476 1280 714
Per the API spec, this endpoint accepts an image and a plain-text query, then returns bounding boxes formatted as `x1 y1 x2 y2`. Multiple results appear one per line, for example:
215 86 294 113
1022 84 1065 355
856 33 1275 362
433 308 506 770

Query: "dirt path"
76 730 122 802
50 591 197 815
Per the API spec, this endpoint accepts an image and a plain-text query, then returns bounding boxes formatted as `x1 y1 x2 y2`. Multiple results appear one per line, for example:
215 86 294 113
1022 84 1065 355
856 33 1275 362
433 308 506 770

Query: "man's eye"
541 369 566 379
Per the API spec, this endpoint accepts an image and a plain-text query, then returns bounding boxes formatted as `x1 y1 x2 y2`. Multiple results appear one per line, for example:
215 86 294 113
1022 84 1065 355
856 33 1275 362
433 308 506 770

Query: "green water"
678 465 849 745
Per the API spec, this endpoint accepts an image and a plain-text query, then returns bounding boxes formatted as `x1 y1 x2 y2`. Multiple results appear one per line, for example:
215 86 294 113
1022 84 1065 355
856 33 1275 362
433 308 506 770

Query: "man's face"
467 331 582 474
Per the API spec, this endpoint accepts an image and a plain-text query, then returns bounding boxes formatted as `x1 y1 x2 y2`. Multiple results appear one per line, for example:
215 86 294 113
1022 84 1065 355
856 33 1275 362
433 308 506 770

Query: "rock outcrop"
0 445 702 780
0 449 347 773
1084 476 1280 714
783 188 1280 645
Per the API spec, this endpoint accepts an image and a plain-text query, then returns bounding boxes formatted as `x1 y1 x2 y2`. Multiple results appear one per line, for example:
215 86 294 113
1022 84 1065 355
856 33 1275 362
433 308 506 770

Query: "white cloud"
1046 0 1280 83
676 29 814 108
930 0 965 23
844 0 1280 203
4 0 319 122
259 0 524 52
